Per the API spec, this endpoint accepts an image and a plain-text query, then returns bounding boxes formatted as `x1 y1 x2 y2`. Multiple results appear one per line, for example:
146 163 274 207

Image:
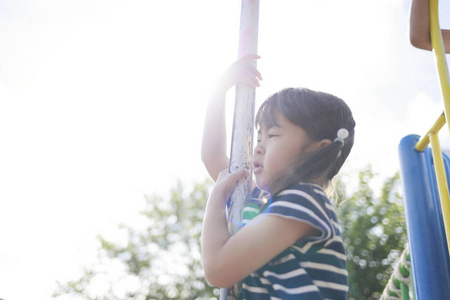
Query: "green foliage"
337 168 408 300
54 168 408 300
53 179 219 300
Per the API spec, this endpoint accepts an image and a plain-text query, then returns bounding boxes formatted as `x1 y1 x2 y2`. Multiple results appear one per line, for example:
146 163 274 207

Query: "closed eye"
268 134 279 138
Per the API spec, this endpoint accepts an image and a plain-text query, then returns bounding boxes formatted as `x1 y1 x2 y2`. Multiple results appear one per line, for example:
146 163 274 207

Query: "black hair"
255 87 355 195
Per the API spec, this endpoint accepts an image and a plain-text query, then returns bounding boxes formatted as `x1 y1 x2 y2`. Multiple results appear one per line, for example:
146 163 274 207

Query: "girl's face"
253 111 320 192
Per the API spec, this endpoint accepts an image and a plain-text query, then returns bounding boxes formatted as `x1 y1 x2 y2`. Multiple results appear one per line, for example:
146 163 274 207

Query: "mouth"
253 162 263 174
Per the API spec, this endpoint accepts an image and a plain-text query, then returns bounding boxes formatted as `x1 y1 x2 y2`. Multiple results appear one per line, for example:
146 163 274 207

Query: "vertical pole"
429 131 450 255
429 0 450 137
398 135 450 299
228 0 260 234
221 1 260 299
429 0 450 260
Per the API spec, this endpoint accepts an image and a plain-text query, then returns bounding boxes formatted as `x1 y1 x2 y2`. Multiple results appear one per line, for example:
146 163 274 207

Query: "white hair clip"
334 128 349 145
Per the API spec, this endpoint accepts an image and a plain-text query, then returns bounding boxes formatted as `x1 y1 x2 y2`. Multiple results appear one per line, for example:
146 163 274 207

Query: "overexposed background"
1 0 450 298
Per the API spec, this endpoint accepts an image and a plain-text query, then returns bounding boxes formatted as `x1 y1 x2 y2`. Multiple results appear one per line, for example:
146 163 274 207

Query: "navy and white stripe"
241 183 348 300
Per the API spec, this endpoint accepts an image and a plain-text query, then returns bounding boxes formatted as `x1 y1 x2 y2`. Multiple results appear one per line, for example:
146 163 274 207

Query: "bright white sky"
1 0 450 299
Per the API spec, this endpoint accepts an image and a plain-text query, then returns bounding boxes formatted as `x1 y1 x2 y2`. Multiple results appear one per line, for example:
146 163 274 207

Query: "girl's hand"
215 54 262 95
211 168 250 202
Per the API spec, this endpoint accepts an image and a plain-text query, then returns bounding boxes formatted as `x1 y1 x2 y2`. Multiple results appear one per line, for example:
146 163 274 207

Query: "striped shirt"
240 183 348 300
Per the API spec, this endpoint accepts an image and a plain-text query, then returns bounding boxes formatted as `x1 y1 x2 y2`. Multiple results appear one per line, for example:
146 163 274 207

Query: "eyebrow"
257 125 281 137
258 122 281 130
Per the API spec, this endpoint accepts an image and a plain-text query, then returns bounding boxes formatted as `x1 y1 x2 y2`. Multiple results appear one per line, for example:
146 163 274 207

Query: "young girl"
201 55 355 299
410 0 450 52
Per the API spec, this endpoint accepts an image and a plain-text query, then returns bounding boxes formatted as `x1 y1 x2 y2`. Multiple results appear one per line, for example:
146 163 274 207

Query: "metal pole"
429 131 450 256
429 0 450 138
221 1 260 299
429 0 450 261
228 0 260 235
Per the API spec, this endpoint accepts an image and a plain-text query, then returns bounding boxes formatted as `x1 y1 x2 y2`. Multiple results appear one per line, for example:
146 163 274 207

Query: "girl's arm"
410 0 450 52
201 55 262 181
201 169 319 288
201 90 230 182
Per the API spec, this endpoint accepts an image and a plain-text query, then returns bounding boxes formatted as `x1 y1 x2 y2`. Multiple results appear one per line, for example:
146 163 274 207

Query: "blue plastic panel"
398 134 450 299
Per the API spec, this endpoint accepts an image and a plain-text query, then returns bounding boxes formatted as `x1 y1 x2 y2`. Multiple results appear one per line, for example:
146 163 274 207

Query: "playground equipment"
381 0 450 298
380 248 412 300
223 0 260 299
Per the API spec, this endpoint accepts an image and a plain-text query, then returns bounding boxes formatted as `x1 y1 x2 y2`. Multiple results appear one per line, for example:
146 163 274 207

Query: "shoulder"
270 182 331 215
264 182 337 242
278 182 327 199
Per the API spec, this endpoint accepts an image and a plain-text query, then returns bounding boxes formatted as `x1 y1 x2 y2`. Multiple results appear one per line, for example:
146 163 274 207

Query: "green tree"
53 179 219 300
55 169 408 300
337 168 408 299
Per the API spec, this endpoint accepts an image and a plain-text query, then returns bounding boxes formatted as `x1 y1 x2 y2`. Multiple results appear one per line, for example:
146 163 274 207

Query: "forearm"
410 0 450 52
201 91 230 181
201 191 232 285
410 0 432 50
201 55 261 181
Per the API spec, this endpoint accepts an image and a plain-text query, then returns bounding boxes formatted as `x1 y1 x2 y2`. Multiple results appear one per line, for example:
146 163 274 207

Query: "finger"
239 70 261 87
248 67 262 81
241 78 260 88
233 55 261 69
236 60 262 81
237 54 261 62
238 62 262 76
255 69 263 81
216 169 249 189
229 168 250 182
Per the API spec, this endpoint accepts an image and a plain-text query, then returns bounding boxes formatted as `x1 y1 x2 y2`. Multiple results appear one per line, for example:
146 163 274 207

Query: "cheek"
267 148 292 171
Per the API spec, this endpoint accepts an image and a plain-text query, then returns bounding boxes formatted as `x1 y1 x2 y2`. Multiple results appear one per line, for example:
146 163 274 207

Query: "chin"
255 181 269 193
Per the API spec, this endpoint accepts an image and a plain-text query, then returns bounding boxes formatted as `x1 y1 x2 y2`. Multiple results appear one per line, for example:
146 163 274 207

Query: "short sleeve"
262 183 334 245
242 186 269 226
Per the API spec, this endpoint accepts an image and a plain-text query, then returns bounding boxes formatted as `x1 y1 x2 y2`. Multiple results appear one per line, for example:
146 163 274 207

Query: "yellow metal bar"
429 132 450 256
429 0 450 136
415 112 446 151
427 0 450 259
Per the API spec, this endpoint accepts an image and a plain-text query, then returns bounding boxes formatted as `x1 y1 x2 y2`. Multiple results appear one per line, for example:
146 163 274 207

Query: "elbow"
410 31 432 51
204 273 236 289
203 262 239 288
204 271 228 288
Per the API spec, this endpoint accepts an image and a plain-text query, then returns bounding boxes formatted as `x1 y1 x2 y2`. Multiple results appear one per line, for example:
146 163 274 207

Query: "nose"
254 141 265 156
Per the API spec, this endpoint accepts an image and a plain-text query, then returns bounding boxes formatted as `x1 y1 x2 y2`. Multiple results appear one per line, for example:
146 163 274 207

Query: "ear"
305 139 332 152
317 139 332 149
